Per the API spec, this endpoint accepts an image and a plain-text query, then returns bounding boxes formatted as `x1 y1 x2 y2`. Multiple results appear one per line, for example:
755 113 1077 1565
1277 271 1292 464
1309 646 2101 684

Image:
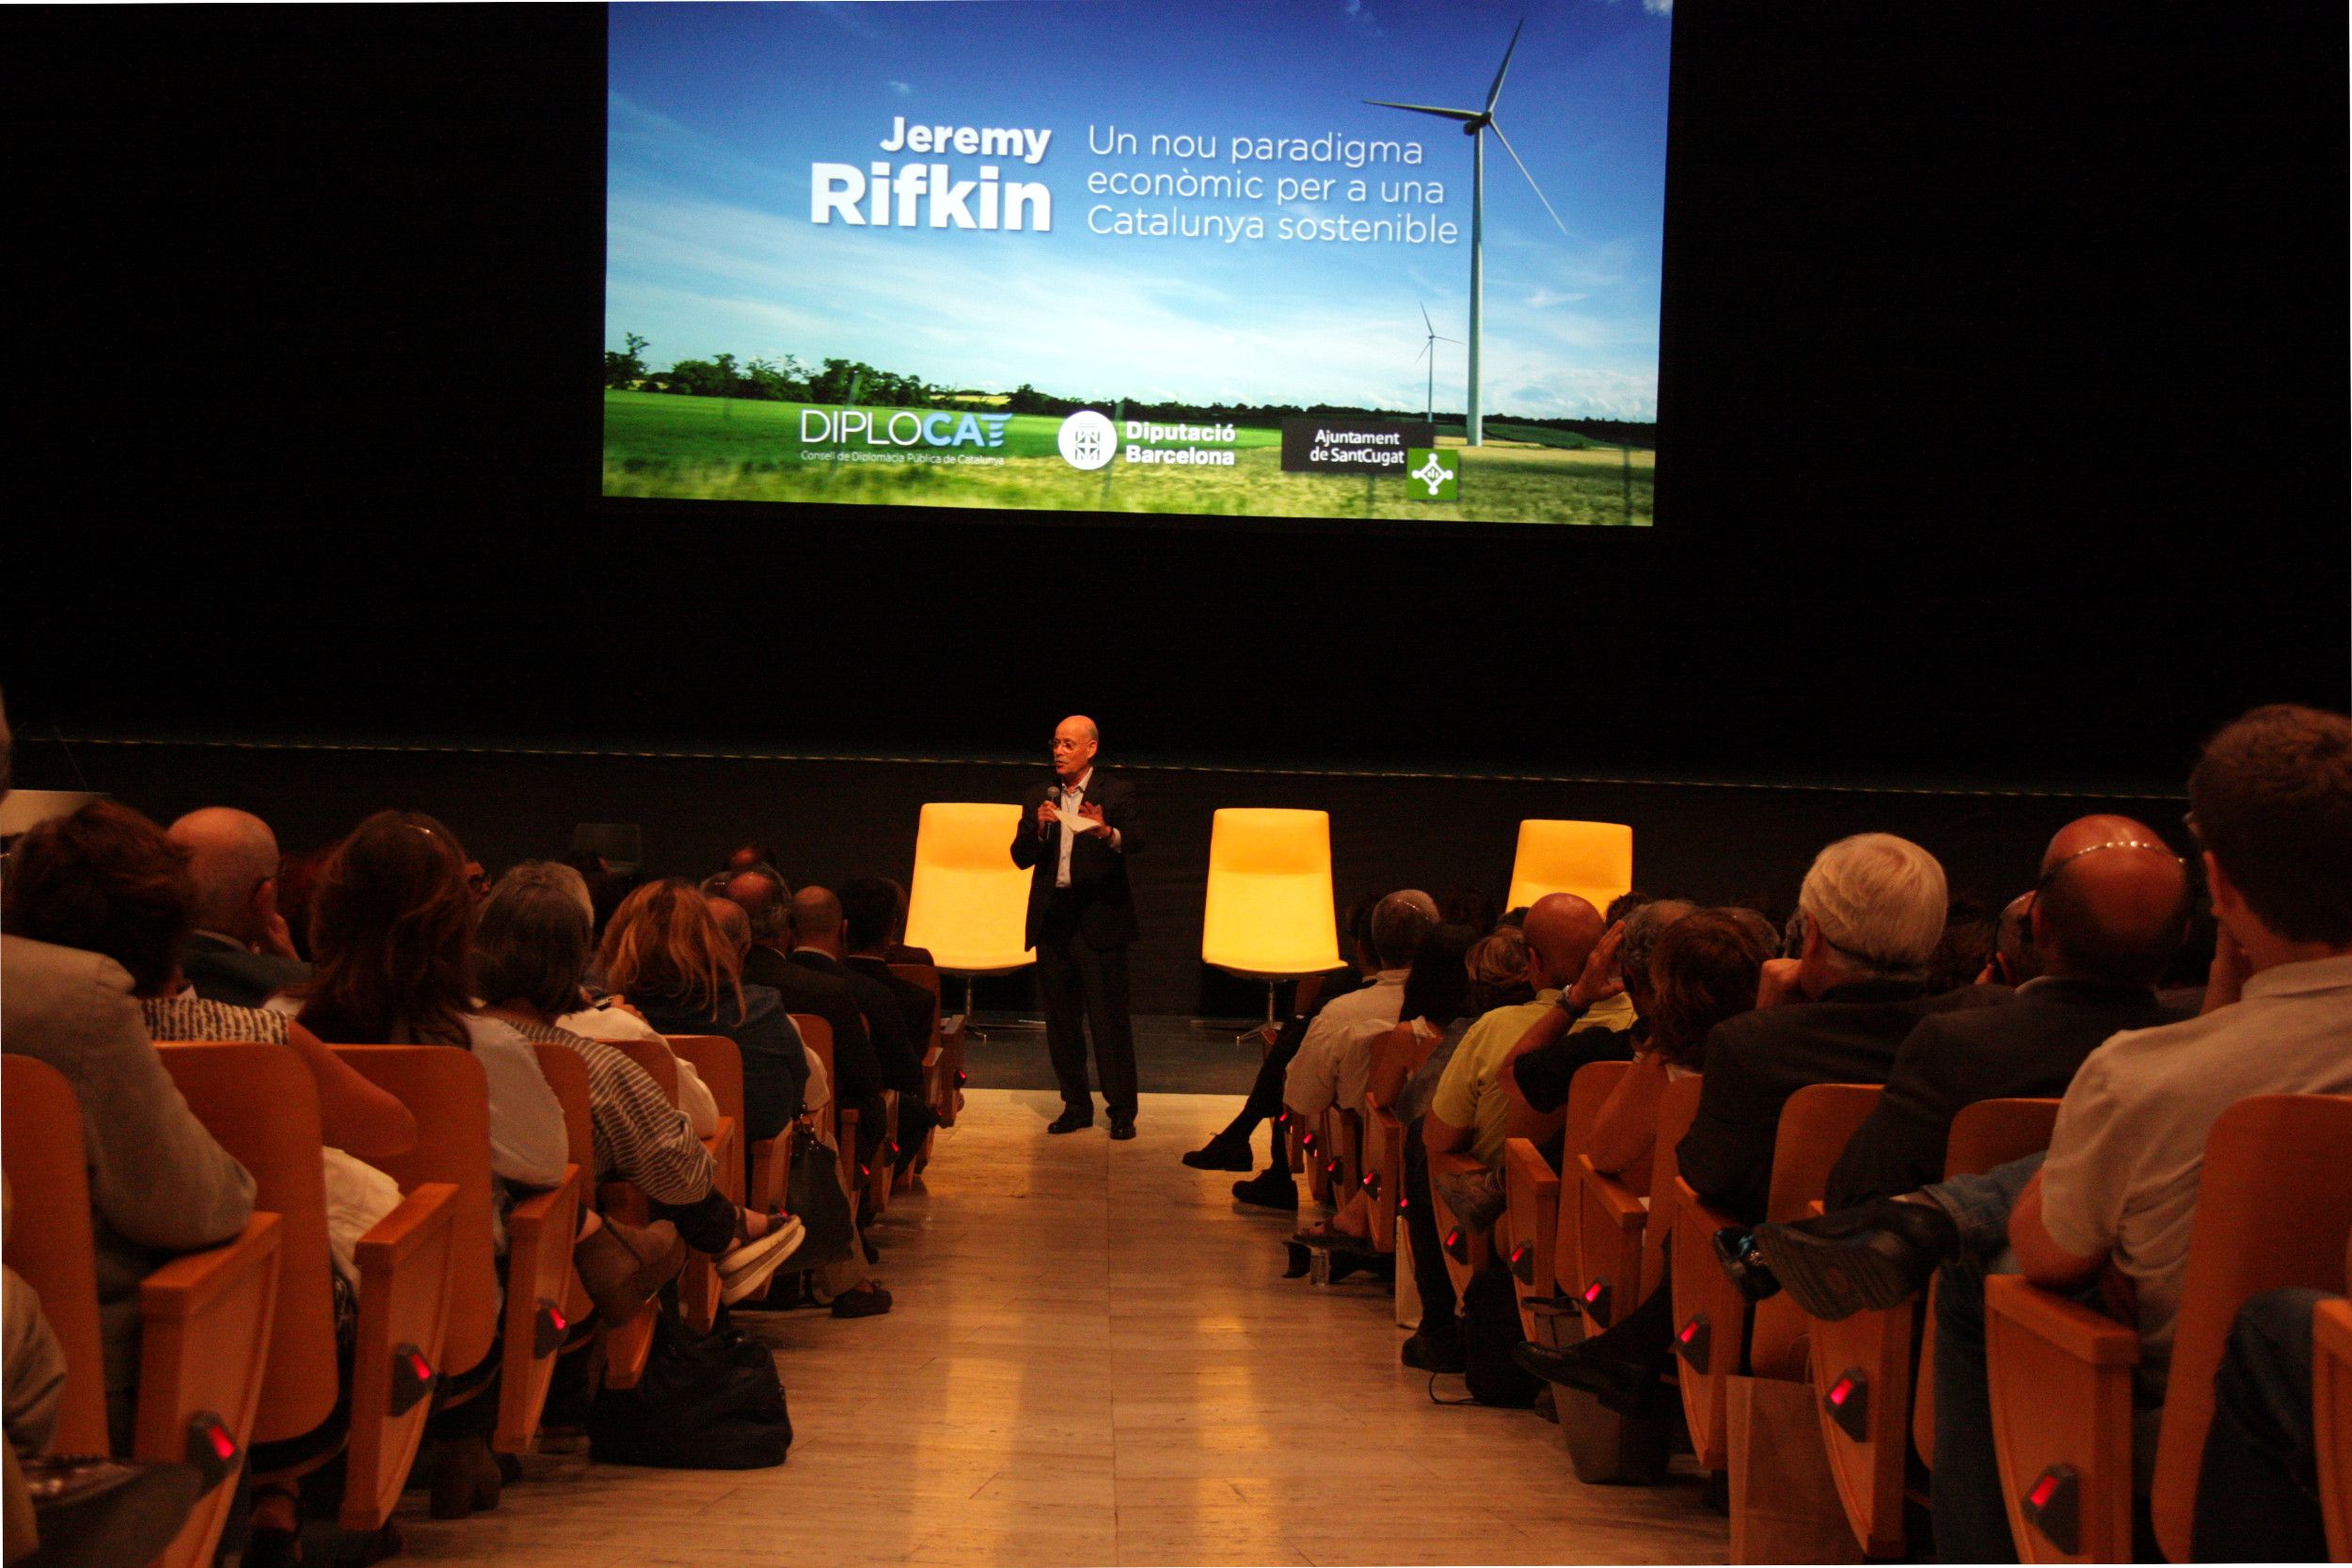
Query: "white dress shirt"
1281 969 1411 1118
1051 768 1121 887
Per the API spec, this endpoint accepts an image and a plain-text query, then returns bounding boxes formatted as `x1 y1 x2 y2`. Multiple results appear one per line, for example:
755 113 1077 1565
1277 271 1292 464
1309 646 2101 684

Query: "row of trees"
602 335 941 408
603 334 1656 446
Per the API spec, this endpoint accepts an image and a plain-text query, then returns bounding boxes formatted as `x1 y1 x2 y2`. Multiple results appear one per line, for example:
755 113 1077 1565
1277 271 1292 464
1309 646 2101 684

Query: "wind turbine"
1415 302 1463 424
1369 19 1568 447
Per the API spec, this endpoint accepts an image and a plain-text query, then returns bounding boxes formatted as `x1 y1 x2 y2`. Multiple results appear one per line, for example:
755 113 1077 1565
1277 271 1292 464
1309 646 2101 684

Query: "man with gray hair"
1675 832 2003 1226
166 806 310 1006
1279 889 1439 1125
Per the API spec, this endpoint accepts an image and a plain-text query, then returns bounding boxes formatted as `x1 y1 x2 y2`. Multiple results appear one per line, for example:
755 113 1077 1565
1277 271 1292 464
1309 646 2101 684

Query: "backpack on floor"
588 1305 792 1468
1460 1261 1543 1408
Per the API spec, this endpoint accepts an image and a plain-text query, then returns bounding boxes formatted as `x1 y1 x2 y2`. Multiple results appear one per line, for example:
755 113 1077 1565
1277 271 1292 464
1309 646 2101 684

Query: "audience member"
1931 894 1998 992
839 877 944 1163
1508 898 1694 1124
600 880 810 1149
1184 892 1377 1183
273 843 334 962
788 886 930 1177
0 818 256 1444
1424 894 1624 1203
726 843 782 876
877 877 934 965
293 810 573 1196
166 805 310 1006
2187 1251 2345 1562
1982 891 2042 987
478 865 803 1305
1824 815 2192 1207
1581 910 1772 1186
724 875 889 1170
1282 890 1439 1121
5 800 415 1160
1750 706 2352 1560
1676 832 1994 1227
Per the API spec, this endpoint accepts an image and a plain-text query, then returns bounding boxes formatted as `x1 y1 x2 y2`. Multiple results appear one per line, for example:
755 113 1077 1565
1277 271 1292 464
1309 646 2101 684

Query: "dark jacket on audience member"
791 949 924 1098
1677 980 2010 1225
628 981 807 1140
179 931 310 1009
845 956 937 1092
1514 1021 1644 1117
1825 977 2187 1209
743 943 885 1107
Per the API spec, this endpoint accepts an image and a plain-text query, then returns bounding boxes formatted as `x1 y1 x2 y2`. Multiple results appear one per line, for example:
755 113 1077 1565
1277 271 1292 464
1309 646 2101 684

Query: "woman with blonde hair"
597 880 808 1161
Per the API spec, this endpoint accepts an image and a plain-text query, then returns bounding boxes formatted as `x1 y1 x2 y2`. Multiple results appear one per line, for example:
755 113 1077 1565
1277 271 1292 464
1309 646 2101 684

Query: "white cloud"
887 80 912 96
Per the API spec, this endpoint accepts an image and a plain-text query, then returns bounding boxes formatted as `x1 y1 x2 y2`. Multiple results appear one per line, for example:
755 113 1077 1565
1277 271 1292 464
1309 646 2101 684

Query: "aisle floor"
395 1090 1729 1567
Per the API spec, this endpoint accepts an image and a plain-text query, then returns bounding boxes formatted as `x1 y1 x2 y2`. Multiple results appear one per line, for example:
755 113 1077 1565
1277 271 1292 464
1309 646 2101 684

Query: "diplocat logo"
1407 447 1458 501
1057 410 1118 471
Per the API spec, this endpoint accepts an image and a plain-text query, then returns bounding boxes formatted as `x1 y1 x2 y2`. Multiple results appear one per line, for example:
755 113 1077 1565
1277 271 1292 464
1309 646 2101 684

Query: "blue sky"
608 0 1672 419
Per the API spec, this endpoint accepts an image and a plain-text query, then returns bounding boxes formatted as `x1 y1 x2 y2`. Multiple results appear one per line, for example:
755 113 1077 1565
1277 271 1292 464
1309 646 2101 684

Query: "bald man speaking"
1010 716 1148 1138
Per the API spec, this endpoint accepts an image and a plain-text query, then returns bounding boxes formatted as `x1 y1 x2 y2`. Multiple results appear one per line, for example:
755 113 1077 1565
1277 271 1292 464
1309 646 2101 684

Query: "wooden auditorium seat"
788 1013 852 1194
1551 1069 1703 1485
1913 1099 2064 1478
1673 1082 1880 1486
530 1043 653 1392
1985 1093 2352 1563
1804 1097 2060 1560
3 1054 284 1568
613 1036 729 1332
2315 1293 2352 1561
331 1043 580 1458
1360 1022 1438 1256
1501 1059 1622 1339
1426 1148 1495 1304
153 1041 459 1533
886 960 950 1162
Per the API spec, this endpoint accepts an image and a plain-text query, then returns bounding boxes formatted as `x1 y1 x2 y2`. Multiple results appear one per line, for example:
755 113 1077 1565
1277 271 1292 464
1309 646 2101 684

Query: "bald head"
1523 893 1607 990
167 806 281 941
704 895 752 957
720 869 789 947
2031 815 2191 987
790 886 845 956
1052 715 1100 782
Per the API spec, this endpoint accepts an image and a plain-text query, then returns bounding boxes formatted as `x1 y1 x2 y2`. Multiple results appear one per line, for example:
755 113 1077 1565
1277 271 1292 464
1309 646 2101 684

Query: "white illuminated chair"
903 802 1036 1045
1506 819 1634 915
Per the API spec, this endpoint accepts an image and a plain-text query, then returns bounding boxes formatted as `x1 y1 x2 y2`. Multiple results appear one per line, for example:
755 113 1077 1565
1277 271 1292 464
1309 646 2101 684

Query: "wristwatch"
1553 992 1590 1020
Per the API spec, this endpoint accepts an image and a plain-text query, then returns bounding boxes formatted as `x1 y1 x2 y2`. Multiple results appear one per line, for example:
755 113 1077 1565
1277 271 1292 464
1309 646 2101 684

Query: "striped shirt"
143 993 289 1045
503 1018 717 1205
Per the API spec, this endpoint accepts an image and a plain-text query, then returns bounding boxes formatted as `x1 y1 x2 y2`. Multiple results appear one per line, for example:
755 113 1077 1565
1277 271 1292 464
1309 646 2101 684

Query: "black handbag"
588 1304 791 1468
783 1118 856 1269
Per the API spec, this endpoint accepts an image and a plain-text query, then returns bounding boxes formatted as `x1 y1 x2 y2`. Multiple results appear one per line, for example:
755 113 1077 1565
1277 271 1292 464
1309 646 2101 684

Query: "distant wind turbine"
1368 18 1568 447
1415 302 1463 424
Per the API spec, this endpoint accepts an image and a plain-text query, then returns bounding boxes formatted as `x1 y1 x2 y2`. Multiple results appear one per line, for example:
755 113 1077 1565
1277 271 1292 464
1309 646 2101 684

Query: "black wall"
8 5 2345 783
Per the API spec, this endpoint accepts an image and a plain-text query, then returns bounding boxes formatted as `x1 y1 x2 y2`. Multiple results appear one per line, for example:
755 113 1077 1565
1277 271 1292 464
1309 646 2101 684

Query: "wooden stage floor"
393 1090 1728 1567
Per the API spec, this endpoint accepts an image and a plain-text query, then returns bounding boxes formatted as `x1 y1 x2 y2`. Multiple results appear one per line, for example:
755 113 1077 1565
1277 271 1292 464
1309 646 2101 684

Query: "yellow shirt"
1430 990 1637 1167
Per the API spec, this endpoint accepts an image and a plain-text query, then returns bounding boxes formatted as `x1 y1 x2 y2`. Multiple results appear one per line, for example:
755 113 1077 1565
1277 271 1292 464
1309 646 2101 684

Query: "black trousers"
2190 1286 2331 1562
1403 1122 1458 1336
1035 900 1137 1115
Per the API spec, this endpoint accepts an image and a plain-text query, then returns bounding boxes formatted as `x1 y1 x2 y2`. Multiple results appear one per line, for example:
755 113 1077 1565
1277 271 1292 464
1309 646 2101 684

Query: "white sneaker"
718 1214 807 1305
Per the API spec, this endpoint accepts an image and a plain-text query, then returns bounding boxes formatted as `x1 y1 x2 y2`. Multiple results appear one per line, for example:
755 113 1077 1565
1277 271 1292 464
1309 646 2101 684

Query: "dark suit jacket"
1009 770 1145 950
180 932 310 1009
1825 978 2188 1209
847 956 937 1080
795 950 924 1097
1677 980 2010 1225
742 943 884 1106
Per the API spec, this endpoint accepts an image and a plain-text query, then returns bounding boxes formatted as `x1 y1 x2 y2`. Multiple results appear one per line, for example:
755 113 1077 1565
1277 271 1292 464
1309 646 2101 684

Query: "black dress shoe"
1400 1327 1466 1373
1510 1338 1666 1416
1231 1167 1298 1211
1750 1196 1962 1322
1182 1133 1252 1170
1108 1111 1136 1141
1048 1105 1094 1134
1711 1226 1782 1303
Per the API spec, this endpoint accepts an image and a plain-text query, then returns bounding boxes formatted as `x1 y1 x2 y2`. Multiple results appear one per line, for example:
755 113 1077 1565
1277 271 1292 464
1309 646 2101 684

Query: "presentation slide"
603 0 1670 527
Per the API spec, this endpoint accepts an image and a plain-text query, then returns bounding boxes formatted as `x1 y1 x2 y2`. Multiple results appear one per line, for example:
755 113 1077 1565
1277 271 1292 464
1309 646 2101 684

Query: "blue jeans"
1920 1154 2041 1564
2190 1287 2331 1561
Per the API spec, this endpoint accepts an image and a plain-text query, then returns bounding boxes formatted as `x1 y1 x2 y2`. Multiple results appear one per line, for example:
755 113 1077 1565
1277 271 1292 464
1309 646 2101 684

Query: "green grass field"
602 390 1652 526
